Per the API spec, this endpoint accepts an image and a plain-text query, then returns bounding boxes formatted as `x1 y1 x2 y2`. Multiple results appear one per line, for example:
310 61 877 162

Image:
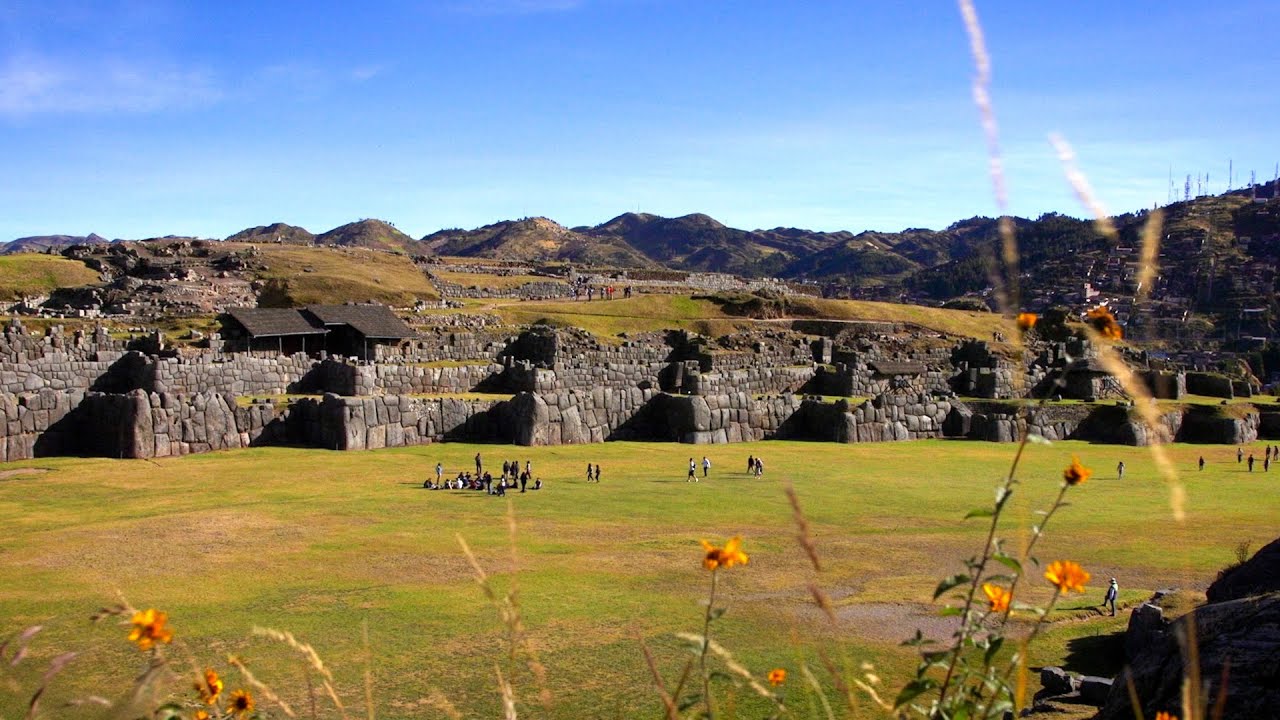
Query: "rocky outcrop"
1206 536 1280 603
1175 406 1260 445
1095 591 1280 720
1125 601 1171 663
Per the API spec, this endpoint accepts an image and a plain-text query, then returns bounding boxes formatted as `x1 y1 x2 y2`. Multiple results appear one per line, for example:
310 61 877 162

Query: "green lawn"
0 439 1274 719
0 255 101 301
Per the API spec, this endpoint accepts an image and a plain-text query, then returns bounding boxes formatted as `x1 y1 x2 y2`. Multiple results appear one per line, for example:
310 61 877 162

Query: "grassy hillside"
0 440 1269 718
237 244 438 307
489 294 1010 340
433 270 569 290
493 295 748 337
0 255 101 301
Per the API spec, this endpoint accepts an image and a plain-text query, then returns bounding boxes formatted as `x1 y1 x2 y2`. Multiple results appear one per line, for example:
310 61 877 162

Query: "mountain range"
7 182 1279 310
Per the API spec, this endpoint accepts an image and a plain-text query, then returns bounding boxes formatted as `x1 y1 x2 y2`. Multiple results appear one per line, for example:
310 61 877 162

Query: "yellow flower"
1085 306 1123 340
768 668 787 686
228 688 255 717
195 711 211 720
981 582 1011 613
1063 456 1092 486
1044 560 1090 593
700 536 748 571
1016 313 1037 332
195 668 223 705
1153 712 1178 720
127 608 173 651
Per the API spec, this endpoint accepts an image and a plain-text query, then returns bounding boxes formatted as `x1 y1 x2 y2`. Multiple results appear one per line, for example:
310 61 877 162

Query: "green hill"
317 219 419 253
424 217 656 267
0 254 102 301
225 222 316 245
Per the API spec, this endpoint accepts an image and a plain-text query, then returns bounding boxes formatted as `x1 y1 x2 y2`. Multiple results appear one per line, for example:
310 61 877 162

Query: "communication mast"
1185 175 1192 201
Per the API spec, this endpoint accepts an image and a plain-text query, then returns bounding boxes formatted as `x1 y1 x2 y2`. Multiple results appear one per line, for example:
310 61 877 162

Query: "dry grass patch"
0 255 101 301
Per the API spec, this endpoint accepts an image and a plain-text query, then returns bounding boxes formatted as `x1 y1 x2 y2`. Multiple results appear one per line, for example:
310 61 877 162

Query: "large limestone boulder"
1094 591 1280 720
1206 536 1280 603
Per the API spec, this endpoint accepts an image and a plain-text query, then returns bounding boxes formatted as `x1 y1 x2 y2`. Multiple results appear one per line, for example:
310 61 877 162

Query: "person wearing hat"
1103 577 1119 616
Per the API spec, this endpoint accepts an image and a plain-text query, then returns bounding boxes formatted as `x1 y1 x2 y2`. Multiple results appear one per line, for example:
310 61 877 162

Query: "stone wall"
150 354 315 396
379 329 509 363
0 322 123 363
1186 372 1235 399
321 360 502 396
0 388 86 461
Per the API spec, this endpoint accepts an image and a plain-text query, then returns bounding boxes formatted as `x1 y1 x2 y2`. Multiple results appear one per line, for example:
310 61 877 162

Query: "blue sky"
2 1 1277 241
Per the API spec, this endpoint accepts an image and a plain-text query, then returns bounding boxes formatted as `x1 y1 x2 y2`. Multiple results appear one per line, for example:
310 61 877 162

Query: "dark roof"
869 361 927 376
304 304 415 339
225 307 327 337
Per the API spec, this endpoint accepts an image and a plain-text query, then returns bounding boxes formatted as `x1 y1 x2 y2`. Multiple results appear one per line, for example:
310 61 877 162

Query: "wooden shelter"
221 307 328 355
302 304 415 360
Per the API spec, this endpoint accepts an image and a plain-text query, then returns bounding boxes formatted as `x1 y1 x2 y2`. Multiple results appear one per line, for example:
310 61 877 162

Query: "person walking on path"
687 458 697 482
593 464 601 483
1117 461 1125 479
702 456 711 478
1198 456 1205 471
586 463 594 482
1103 577 1119 616
1248 454 1256 472
747 455 755 474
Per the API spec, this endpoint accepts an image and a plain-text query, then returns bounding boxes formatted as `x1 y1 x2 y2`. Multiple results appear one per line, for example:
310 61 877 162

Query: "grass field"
487 294 1012 342
1 439 1274 719
433 270 568 290
232 244 439 307
0 255 101 301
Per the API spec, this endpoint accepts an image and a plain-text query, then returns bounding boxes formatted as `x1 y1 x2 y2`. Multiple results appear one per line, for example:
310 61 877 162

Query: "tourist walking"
1248 454 1255 472
475 452 483 475
747 455 755 474
702 456 711 478
687 458 697 482
436 462 444 486
754 457 764 476
1116 461 1125 479
1237 447 1244 463
593 464 601 483
1103 577 1118 616
1198 456 1205 471
586 463 594 482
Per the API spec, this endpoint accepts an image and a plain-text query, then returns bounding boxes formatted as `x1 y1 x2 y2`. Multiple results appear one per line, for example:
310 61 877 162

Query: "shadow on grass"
1060 629 1126 678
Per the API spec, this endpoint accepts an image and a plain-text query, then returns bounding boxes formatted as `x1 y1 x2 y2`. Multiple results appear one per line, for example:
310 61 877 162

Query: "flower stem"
936 359 1070 709
701 569 719 720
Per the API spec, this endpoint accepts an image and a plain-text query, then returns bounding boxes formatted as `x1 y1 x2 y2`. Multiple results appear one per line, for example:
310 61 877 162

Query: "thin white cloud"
447 0 586 16
350 64 384 82
0 53 220 116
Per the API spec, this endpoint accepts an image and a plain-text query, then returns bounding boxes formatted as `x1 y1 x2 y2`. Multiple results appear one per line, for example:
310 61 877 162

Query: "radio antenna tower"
1168 166 1174 204
1184 175 1192 202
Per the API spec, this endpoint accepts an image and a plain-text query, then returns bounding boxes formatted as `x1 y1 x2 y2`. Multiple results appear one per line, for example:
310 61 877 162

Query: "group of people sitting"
424 457 541 494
